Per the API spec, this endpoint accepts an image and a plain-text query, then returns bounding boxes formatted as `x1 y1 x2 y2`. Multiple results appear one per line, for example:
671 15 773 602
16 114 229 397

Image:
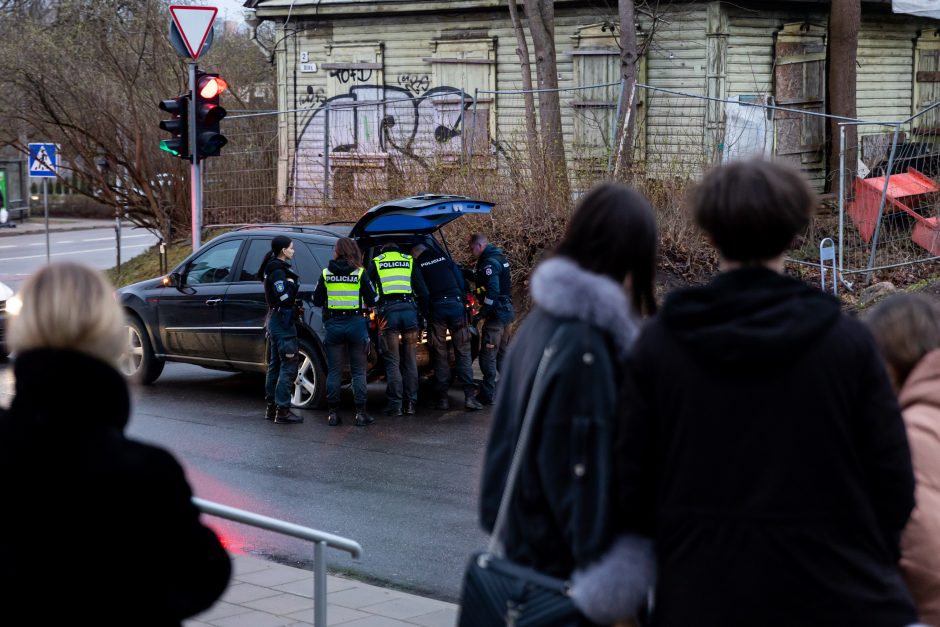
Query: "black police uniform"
263 258 302 423
413 247 480 409
474 244 514 403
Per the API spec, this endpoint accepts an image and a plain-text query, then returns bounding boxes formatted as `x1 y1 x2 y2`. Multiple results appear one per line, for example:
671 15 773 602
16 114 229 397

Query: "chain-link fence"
202 79 940 287
202 111 279 226
839 113 940 280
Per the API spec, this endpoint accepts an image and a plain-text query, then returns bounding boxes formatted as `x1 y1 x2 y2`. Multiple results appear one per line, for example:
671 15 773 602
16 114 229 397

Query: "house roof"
246 0 895 20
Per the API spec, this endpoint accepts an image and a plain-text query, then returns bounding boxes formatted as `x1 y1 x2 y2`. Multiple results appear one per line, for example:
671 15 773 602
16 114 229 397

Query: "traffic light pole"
189 61 202 251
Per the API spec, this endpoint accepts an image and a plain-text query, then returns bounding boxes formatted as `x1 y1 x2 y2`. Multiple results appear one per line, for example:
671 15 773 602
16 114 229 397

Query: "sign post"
28 143 58 263
168 5 218 251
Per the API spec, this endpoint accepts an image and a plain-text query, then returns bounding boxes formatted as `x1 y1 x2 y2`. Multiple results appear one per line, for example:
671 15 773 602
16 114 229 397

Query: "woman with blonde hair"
867 293 940 626
0 262 231 625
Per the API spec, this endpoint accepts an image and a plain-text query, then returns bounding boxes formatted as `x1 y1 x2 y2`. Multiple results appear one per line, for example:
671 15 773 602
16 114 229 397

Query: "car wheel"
292 338 326 409
121 316 165 385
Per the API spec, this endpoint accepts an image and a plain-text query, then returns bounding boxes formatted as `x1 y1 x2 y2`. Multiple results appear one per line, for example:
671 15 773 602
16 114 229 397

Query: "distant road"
0 227 158 288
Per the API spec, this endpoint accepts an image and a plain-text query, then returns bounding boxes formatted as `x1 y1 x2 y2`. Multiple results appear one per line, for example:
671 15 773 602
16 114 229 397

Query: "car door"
222 237 324 365
157 238 243 361
220 237 270 367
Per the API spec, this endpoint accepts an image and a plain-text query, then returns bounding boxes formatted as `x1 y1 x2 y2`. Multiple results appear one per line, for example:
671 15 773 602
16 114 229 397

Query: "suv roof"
229 224 351 238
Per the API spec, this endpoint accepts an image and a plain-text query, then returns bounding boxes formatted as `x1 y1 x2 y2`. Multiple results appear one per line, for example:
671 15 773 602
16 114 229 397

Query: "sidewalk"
0 217 119 237
186 554 458 627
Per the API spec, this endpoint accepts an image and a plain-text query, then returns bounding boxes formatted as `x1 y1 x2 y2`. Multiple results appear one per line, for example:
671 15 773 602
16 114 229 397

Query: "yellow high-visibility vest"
373 251 413 296
323 267 363 310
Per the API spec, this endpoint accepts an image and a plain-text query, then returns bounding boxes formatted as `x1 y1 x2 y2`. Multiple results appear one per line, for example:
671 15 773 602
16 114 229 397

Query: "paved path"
188 554 458 627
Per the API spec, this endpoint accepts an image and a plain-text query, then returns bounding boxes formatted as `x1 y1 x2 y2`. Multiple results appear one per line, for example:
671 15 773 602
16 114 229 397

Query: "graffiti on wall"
292 80 479 204
328 68 374 84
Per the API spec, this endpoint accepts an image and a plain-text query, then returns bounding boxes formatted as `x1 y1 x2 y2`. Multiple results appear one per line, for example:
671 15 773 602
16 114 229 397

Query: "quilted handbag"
457 330 586 627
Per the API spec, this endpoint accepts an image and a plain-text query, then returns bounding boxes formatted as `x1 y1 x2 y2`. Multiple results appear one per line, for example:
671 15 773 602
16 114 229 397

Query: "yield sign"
169 5 217 60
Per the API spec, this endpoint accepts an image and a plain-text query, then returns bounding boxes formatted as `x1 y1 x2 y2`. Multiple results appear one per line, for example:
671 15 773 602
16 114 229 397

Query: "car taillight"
368 309 377 331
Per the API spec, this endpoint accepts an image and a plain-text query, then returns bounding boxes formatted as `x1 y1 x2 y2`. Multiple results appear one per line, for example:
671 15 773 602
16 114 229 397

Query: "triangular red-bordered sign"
169 5 217 60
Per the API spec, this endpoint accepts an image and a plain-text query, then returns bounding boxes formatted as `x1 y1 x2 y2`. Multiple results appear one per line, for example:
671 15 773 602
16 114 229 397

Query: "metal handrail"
193 497 363 627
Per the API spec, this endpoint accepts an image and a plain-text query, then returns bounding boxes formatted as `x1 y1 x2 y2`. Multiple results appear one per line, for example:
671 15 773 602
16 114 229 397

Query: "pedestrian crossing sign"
28 143 57 178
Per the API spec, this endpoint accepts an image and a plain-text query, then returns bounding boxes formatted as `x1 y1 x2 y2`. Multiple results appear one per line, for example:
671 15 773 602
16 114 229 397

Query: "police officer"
260 235 303 424
313 237 378 427
369 243 429 417
468 233 514 405
410 242 482 411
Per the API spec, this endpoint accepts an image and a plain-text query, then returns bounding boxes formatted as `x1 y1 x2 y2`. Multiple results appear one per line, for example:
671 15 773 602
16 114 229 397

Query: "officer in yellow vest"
369 243 429 416
312 237 378 427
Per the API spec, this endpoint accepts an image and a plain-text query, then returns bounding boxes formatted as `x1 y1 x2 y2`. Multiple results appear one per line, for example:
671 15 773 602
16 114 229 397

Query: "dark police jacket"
414 248 465 318
263 258 299 310
312 258 377 320
0 349 231 625
474 244 514 322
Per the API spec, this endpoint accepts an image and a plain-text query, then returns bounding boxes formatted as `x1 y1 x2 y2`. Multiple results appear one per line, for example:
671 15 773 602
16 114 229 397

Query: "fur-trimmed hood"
530 256 640 360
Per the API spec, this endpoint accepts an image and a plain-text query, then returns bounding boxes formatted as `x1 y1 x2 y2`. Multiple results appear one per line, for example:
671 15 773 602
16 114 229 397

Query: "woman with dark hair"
260 235 304 424
476 182 658 622
313 236 377 427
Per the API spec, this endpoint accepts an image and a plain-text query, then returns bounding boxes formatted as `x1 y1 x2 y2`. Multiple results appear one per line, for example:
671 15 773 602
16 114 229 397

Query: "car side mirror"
164 271 183 289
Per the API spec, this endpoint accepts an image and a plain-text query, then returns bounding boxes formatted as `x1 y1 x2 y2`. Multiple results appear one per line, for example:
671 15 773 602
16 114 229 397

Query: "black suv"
117 195 492 409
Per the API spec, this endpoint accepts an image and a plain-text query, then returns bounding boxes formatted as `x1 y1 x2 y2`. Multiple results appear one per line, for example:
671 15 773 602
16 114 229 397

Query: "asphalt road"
0 227 157 288
0 361 491 602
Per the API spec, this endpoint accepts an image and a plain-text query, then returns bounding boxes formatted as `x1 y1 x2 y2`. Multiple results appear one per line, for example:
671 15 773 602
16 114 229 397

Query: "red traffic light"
197 76 228 99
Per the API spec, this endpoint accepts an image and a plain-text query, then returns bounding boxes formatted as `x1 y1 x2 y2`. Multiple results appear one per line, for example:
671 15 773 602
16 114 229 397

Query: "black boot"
402 400 416 415
464 392 483 411
433 396 450 410
265 402 277 421
274 406 303 424
327 408 340 426
354 408 374 427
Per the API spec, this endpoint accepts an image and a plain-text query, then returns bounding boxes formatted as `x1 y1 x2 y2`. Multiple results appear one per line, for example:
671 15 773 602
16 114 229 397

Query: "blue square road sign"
28 143 58 178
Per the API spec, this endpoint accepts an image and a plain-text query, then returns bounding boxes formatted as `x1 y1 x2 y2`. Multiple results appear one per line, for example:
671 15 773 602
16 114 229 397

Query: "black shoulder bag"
458 329 586 627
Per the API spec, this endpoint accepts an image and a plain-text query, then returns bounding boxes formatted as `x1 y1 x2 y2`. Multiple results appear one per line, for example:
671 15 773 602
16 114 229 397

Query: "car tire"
292 338 327 410
121 315 165 385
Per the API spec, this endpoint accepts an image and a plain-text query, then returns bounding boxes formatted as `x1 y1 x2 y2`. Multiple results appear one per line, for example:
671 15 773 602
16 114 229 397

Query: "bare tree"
827 0 860 194
0 0 275 240
613 0 639 177
507 0 541 176
521 0 570 202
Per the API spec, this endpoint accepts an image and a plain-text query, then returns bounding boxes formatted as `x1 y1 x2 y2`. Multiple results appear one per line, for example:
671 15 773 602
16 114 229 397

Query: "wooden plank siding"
265 1 940 206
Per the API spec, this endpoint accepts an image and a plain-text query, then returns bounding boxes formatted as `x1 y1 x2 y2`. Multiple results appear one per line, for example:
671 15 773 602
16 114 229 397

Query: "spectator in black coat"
0 262 231 626
479 183 658 583
618 160 917 627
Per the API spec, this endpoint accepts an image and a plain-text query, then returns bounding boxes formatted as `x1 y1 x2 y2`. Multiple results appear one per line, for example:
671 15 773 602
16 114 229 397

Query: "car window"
305 243 334 274
292 243 320 283
185 239 242 285
240 238 272 282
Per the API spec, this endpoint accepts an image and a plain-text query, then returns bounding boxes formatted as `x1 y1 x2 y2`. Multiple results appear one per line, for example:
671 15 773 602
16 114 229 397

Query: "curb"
0 222 127 238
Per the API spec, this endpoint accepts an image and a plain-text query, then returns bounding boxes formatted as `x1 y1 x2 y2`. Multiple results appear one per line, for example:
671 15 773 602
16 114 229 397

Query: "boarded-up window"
773 23 827 187
322 43 384 154
428 39 495 162
571 23 647 170
914 29 940 134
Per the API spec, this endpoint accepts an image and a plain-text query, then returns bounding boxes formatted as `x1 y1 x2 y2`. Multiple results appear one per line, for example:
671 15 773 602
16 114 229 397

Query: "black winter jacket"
619 267 917 627
0 350 231 626
480 257 639 578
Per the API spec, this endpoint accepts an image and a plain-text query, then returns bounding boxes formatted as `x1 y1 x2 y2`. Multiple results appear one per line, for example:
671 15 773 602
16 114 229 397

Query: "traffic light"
158 96 190 160
194 71 228 160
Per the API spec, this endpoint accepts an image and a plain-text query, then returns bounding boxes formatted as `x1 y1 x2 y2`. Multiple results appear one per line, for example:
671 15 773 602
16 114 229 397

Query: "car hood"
0 281 13 301
350 195 493 238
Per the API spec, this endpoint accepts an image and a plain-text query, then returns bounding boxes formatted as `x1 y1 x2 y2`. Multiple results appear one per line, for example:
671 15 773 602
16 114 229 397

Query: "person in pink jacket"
867 292 940 626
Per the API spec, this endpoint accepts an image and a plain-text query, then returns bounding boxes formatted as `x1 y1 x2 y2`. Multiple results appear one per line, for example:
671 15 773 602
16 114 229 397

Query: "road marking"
81 234 152 242
0 244 151 262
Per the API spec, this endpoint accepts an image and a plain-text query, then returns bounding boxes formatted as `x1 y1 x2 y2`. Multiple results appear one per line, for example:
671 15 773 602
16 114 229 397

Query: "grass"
106 240 193 288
